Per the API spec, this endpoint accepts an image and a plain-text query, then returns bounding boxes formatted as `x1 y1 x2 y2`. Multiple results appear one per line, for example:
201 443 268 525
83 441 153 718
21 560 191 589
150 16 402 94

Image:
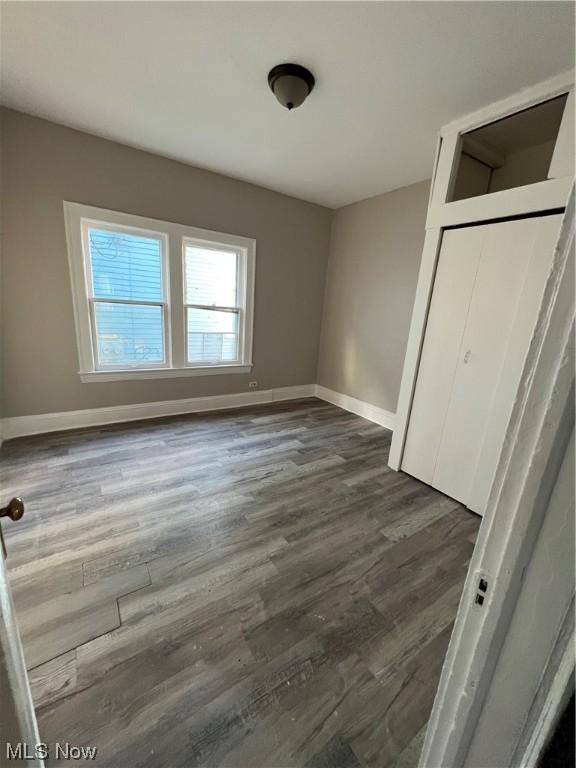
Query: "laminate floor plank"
29 650 78 709
1 398 480 767
18 565 151 669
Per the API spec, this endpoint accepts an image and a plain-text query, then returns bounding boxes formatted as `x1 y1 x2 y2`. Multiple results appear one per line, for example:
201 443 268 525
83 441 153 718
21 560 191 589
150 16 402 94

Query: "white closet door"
467 214 561 512
402 214 561 515
401 227 485 484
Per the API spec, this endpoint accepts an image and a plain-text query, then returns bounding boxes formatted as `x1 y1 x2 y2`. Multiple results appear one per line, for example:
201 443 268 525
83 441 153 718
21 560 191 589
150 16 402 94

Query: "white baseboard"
1 384 316 440
271 385 316 402
0 383 395 441
315 385 396 431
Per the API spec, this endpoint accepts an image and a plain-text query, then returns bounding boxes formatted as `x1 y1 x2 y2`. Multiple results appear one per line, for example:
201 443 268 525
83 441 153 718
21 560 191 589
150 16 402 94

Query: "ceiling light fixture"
268 63 315 111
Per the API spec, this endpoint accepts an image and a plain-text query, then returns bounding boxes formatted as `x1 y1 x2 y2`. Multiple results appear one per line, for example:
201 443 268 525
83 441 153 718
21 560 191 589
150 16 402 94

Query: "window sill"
79 365 253 383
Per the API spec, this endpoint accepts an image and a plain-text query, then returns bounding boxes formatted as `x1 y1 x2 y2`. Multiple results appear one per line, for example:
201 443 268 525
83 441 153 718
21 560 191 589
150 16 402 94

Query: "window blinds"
88 229 165 365
184 244 239 364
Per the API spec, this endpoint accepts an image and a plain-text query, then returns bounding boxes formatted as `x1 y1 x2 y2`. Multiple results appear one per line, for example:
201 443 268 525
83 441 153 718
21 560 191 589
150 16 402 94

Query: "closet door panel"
401 227 484 485
431 219 538 506
467 214 562 513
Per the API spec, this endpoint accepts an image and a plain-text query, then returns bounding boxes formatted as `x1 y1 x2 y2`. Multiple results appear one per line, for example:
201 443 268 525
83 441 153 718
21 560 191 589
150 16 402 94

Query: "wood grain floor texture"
1 399 480 768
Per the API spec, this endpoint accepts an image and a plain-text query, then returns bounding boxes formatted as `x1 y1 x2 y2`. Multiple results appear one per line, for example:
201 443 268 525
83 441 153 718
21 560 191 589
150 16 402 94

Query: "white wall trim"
272 385 317 403
1 385 316 440
427 176 572 230
314 385 396 431
0 383 397 441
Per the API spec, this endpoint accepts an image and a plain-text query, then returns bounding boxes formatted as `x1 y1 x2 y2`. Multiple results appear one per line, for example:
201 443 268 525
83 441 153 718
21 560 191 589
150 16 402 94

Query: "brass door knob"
0 497 25 522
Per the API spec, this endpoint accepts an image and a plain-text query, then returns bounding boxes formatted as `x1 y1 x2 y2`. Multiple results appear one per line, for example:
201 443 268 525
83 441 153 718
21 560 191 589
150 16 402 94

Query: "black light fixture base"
268 63 315 110
268 63 315 92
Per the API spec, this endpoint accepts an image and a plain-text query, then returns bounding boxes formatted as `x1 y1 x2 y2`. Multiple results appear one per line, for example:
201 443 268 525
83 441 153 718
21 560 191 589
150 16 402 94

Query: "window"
64 203 255 381
87 226 168 369
184 241 245 366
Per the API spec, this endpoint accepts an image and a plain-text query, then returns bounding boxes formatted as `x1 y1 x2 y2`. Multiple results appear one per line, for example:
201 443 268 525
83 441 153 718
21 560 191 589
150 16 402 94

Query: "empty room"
0 2 574 767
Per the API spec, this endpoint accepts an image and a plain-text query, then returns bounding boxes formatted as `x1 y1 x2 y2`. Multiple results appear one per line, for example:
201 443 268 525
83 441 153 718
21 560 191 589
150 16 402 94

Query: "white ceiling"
1 1 574 208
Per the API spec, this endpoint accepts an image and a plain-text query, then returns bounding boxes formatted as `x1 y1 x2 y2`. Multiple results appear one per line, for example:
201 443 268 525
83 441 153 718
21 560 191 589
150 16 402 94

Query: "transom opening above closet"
450 93 569 202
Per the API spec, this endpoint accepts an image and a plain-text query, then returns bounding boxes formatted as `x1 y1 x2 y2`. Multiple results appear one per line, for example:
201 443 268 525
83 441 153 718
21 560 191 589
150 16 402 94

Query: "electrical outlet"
248 380 259 389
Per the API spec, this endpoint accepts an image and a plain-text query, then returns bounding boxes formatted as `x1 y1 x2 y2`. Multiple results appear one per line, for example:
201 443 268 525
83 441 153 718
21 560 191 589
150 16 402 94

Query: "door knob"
463 349 471 364
0 497 25 522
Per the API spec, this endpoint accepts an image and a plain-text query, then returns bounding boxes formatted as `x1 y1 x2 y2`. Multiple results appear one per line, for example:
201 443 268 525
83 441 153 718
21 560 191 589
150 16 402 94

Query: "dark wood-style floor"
1 399 480 768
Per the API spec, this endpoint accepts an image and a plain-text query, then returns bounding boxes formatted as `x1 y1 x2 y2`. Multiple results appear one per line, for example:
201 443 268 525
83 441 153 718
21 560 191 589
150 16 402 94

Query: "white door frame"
419 186 574 767
389 70 574 472
0 534 44 767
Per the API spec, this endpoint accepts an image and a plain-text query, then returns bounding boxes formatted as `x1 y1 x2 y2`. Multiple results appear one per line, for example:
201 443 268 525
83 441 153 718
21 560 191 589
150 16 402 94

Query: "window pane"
89 229 163 301
94 303 164 365
184 245 237 307
187 308 238 363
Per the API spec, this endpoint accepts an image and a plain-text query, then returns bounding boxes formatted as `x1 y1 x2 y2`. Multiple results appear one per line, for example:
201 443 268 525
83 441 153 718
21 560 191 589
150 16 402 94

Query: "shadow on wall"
318 179 431 414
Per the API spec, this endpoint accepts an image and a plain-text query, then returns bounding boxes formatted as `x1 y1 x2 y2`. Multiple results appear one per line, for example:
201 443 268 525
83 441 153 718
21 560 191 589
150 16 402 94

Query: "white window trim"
64 202 256 382
182 236 252 370
81 218 171 372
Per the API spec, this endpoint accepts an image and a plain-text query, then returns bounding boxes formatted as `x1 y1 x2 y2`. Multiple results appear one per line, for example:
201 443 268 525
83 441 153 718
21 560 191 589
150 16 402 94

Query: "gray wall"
453 140 556 200
317 180 430 413
490 139 556 192
0 109 331 417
